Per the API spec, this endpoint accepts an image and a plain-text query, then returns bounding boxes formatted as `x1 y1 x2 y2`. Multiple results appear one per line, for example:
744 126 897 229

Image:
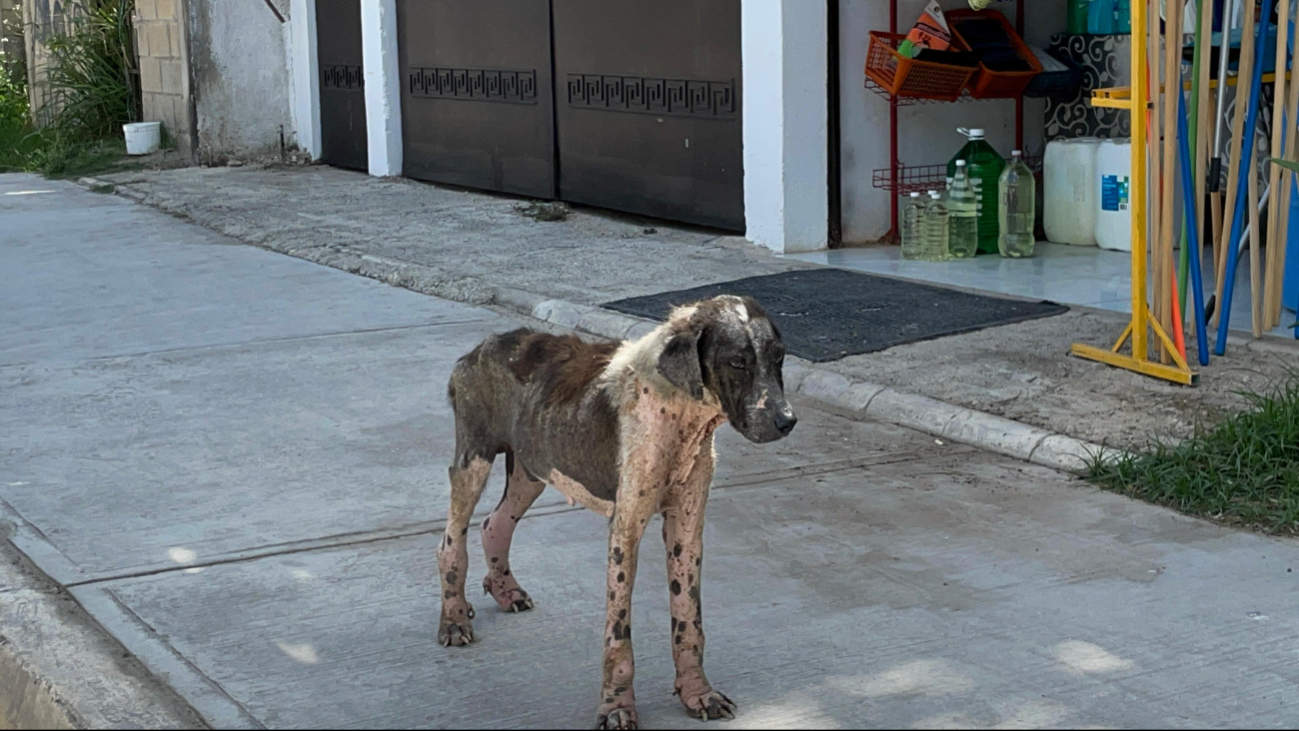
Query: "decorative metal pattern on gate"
407 68 538 104
565 75 736 119
321 64 364 91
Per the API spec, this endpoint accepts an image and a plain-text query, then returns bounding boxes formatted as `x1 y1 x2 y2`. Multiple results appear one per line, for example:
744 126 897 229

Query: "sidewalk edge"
83 176 1116 475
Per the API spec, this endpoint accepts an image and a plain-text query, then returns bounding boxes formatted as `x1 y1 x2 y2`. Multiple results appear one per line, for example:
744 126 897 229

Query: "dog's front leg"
595 481 659 731
662 444 734 721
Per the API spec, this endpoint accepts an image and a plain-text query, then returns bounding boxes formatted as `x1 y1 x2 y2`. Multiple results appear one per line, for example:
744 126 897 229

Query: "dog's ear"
658 329 704 400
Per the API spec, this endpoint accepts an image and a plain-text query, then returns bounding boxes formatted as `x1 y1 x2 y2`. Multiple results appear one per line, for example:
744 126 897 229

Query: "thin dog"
440 295 797 729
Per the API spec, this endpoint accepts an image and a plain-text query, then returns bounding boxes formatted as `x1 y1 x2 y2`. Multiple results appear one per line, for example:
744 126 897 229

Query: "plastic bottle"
946 162 979 259
947 128 1005 254
901 192 929 260
1087 0 1118 34
1066 0 1090 34
1114 0 1131 34
998 150 1036 258
921 190 949 262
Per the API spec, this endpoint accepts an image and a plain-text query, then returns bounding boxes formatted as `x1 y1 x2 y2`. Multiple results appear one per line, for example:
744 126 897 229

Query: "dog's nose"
773 408 797 435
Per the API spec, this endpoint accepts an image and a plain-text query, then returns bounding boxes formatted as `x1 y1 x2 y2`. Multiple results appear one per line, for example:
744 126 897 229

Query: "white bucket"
1044 137 1102 246
123 121 162 155
1094 138 1132 252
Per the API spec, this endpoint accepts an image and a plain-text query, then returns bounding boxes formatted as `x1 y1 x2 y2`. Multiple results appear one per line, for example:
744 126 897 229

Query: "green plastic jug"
947 128 1006 255
1066 0 1090 34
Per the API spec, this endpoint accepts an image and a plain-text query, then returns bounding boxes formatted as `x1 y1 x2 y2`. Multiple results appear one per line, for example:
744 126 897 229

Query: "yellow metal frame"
1090 72 1291 108
1071 0 1199 387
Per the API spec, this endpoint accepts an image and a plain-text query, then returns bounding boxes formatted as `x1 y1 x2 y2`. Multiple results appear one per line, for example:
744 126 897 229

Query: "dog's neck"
600 319 722 413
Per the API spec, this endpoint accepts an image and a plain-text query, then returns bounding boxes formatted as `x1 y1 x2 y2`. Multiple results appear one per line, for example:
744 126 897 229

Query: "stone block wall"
134 0 193 157
22 0 78 123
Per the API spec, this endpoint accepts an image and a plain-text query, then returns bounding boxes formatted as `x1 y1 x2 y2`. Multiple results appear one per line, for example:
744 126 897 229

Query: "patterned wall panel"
566 74 736 119
407 68 538 104
322 64 364 91
1045 34 1130 141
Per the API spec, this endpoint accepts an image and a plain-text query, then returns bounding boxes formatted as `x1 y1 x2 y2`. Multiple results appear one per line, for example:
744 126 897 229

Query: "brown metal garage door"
395 0 556 198
316 0 368 172
393 0 742 230
552 0 743 230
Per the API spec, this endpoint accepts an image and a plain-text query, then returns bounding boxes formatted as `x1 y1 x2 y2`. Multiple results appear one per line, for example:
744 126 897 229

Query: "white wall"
361 0 402 177
838 0 1064 244
187 0 295 162
743 0 830 254
287 0 321 160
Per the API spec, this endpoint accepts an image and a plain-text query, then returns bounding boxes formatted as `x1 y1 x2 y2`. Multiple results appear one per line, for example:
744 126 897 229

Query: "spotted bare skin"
441 295 796 728
481 453 545 612
437 456 491 647
662 445 734 720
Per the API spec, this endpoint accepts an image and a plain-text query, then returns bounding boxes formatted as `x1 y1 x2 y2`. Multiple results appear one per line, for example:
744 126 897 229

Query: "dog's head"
658 295 797 443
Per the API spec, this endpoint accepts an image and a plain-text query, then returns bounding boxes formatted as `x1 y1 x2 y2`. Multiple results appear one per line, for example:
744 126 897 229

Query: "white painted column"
361 0 403 177
742 0 829 253
287 0 321 160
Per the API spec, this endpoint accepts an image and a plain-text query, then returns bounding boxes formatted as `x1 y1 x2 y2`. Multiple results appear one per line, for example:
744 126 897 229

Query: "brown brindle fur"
438 295 796 730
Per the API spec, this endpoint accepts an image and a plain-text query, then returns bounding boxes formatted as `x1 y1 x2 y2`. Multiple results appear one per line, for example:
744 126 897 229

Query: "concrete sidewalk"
5 175 1299 729
93 165 1297 453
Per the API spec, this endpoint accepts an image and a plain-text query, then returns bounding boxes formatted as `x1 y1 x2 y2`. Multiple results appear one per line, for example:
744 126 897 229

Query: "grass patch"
88 183 116 194
0 1 139 177
38 137 137 179
1087 374 1299 533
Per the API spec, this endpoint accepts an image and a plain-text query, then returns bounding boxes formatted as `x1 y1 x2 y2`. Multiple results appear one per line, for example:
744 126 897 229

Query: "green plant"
0 59 43 172
0 1 140 176
1087 373 1299 533
44 0 139 141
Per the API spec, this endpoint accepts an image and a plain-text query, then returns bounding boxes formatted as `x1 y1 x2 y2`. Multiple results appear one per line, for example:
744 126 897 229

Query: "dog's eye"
729 359 747 371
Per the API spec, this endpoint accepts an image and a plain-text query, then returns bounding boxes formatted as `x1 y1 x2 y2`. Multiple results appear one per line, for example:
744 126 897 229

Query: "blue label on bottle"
1101 174 1129 212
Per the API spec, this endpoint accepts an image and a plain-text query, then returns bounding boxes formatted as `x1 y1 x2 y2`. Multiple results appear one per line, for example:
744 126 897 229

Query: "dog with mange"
439 295 797 729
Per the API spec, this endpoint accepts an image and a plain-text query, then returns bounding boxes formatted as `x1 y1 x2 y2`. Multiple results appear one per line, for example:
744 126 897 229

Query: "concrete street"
4 174 1299 729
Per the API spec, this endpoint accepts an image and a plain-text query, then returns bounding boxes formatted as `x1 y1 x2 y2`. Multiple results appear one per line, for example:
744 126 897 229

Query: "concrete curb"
519 293 1110 475
80 176 1113 475
0 543 207 730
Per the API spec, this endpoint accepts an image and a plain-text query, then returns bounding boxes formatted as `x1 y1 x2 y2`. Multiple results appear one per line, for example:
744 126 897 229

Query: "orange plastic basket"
945 10 1042 99
864 31 976 103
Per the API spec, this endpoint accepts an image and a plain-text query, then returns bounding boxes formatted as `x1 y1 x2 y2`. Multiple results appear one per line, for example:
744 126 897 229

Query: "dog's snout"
773 408 797 435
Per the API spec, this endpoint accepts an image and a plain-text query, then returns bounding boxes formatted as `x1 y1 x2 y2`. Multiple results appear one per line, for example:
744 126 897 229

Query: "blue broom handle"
1214 0 1274 355
1178 81 1211 365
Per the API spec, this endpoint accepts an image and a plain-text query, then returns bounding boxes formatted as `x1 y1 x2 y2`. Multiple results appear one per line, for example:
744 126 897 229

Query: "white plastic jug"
1094 138 1132 252
1044 137 1101 247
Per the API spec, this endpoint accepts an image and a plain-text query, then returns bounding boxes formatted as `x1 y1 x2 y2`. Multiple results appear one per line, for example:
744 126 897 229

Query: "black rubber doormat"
604 268 1069 363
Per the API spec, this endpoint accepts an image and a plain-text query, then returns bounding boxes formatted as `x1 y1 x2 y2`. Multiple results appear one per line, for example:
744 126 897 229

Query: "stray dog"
440 295 797 729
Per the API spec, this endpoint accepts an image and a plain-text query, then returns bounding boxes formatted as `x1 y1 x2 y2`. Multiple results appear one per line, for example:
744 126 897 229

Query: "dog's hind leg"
481 450 545 612
437 455 493 647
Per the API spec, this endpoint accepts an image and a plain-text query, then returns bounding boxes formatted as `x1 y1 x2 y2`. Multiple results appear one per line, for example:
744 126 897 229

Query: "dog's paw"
482 576 535 612
678 688 735 721
595 706 638 730
437 621 475 647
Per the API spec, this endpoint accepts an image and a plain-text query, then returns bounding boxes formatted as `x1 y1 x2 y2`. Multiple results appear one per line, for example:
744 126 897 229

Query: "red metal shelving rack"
871 0 1027 243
